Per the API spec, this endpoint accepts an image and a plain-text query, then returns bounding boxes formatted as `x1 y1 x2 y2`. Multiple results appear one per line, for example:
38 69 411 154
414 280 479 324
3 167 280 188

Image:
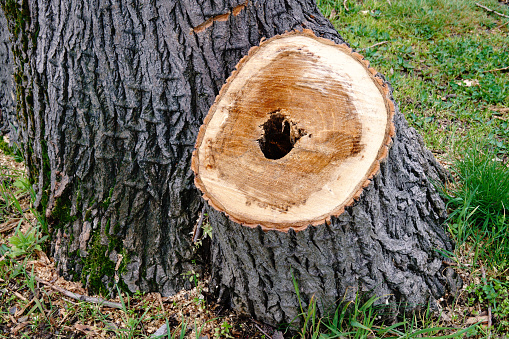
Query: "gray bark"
0 0 341 296
0 7 16 137
209 106 460 326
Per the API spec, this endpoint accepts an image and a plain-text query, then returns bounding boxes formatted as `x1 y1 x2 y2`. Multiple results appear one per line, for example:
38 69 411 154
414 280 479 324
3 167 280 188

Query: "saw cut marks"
192 30 395 231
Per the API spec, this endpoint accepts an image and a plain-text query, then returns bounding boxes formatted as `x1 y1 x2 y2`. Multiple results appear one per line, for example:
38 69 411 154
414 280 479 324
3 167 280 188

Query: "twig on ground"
481 265 492 336
490 107 509 113
0 218 21 233
496 20 509 29
343 0 349 11
35 277 123 309
476 2 509 18
254 323 273 339
193 205 207 243
360 41 389 50
483 66 509 73
13 290 28 301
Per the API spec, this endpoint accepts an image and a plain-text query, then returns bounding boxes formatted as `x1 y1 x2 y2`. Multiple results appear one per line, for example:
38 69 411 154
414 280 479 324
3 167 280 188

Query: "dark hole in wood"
258 111 305 160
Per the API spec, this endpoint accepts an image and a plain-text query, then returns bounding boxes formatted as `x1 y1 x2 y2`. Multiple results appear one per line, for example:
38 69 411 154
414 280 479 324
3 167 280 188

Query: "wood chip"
11 321 30 335
13 291 28 301
74 323 98 333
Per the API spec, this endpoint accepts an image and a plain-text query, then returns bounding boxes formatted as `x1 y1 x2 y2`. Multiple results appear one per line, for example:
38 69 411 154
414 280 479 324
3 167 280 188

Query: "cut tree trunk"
0 0 344 297
193 31 460 325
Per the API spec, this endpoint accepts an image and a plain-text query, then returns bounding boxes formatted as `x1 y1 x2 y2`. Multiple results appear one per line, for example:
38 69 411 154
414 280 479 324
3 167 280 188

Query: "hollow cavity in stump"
258 111 306 160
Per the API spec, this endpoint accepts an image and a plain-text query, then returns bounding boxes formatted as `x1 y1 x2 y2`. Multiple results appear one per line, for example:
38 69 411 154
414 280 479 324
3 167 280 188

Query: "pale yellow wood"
192 30 395 232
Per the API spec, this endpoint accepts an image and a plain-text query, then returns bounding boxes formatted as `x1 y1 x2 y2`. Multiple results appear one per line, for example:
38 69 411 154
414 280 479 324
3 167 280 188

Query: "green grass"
443 146 509 266
291 273 473 338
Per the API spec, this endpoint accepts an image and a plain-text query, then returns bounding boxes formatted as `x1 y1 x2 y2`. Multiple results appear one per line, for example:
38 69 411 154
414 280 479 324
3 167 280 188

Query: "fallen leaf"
465 315 489 325
74 323 97 333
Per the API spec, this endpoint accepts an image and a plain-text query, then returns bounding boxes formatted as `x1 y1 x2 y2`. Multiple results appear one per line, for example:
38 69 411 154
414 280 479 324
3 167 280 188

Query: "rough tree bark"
0 8 16 135
0 0 348 298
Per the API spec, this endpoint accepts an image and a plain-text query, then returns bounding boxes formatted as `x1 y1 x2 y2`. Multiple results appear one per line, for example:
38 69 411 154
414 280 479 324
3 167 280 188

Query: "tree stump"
193 30 459 326
2 0 458 320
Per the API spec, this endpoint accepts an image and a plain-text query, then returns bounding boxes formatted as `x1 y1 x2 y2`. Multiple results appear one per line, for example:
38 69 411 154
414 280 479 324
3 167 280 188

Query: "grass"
1 0 509 337
443 146 509 267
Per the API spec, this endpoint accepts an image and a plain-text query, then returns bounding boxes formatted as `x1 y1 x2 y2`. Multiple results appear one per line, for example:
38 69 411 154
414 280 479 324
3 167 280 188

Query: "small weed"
214 320 233 338
202 222 213 239
115 286 152 338
7 224 47 258
182 269 200 287
468 276 509 334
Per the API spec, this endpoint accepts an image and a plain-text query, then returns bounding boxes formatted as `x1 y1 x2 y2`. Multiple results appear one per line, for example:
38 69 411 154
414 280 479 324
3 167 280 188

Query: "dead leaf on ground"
74 323 99 334
465 315 490 325
0 218 21 233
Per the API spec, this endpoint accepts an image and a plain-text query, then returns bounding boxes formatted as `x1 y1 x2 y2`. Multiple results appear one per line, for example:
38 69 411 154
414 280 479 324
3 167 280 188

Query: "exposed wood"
193 30 395 232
